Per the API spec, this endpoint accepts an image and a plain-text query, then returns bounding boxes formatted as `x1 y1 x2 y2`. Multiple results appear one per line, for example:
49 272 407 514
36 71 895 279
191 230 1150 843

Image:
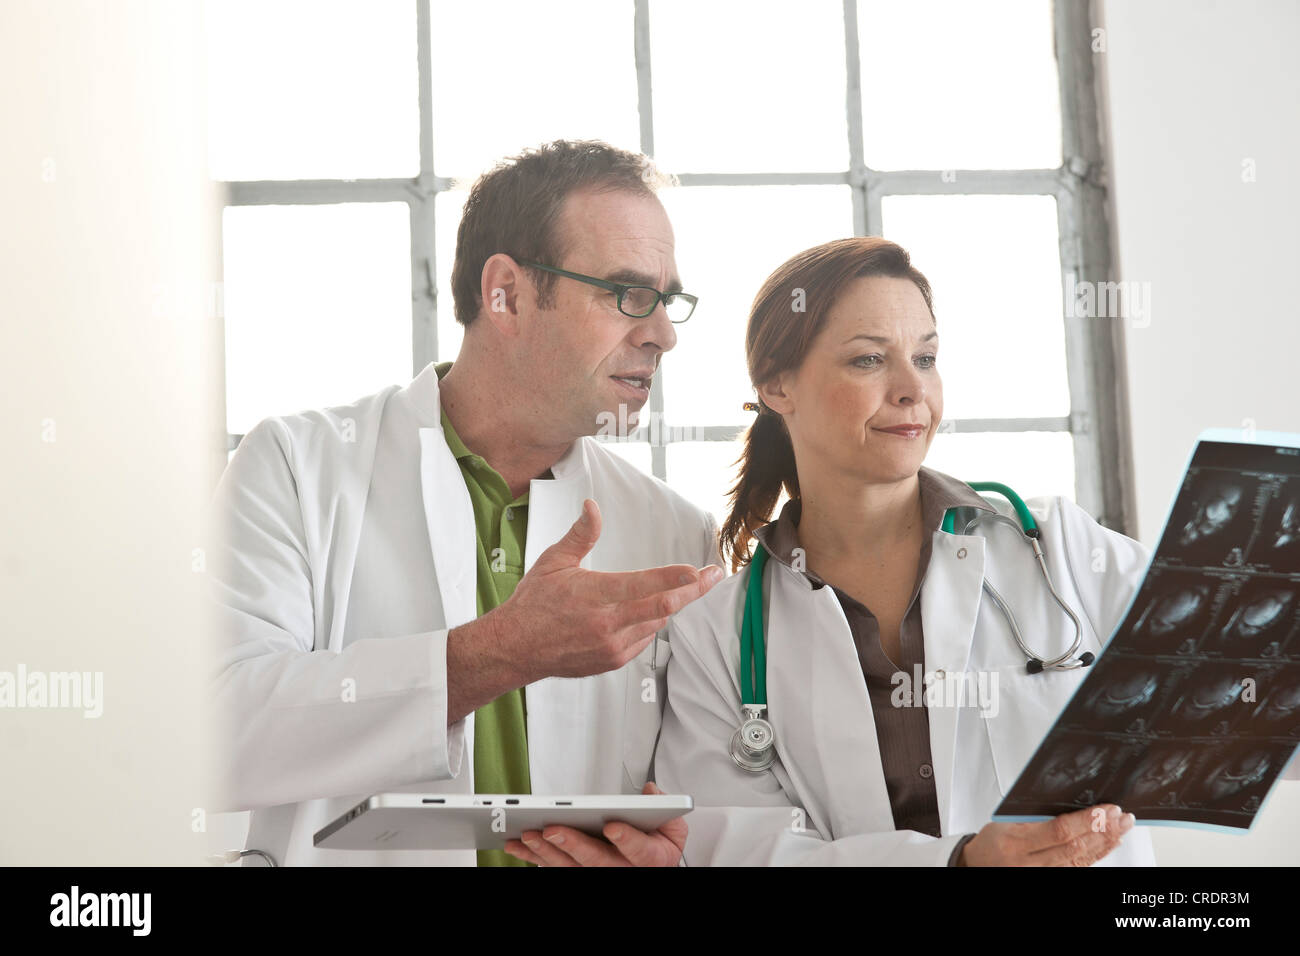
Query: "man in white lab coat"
207 140 723 867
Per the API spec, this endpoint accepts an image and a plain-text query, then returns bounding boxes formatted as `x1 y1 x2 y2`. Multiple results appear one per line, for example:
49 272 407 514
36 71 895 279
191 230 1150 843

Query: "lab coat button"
956 547 967 559
935 669 946 680
919 763 933 779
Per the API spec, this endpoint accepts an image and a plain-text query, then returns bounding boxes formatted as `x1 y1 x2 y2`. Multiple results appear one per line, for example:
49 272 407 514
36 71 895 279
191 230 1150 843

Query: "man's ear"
756 373 795 415
478 254 528 335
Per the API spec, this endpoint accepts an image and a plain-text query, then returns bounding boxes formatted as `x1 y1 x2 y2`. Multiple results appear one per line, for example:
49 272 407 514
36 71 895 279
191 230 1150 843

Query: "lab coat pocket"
982 665 1089 795
622 637 673 789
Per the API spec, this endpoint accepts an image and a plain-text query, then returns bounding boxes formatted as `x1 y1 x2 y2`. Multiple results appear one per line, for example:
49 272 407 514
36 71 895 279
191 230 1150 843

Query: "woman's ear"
757 373 795 415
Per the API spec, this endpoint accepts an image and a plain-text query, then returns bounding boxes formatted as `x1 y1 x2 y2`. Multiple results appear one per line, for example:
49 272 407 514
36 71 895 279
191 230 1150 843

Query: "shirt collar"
753 466 998 580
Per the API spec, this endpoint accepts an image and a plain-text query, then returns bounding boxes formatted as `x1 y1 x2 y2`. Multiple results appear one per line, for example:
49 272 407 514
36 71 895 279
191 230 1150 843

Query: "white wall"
1097 0 1300 865
0 0 224 864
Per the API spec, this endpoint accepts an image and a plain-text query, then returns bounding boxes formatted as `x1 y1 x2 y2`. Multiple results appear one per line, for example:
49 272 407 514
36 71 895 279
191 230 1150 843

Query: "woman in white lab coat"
654 237 1157 866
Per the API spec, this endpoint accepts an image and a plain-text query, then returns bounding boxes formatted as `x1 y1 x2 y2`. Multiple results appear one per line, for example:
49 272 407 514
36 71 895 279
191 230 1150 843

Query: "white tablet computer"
313 793 694 851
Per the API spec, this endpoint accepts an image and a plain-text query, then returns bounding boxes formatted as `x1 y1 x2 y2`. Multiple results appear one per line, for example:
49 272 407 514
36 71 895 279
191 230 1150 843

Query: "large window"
211 0 1129 530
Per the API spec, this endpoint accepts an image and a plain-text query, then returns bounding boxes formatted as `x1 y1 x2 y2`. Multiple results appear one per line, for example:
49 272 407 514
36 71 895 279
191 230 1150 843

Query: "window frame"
220 0 1133 533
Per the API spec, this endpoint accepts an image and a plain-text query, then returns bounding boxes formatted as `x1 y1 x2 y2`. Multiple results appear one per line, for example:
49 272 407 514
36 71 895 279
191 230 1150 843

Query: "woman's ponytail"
720 405 799 572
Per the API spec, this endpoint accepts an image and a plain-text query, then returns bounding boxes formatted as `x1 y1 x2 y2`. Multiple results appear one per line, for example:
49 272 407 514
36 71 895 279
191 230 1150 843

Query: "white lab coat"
207 362 719 865
655 488 1160 866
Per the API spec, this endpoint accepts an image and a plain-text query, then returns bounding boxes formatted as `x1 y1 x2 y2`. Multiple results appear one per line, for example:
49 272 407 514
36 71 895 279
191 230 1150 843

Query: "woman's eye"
852 354 936 369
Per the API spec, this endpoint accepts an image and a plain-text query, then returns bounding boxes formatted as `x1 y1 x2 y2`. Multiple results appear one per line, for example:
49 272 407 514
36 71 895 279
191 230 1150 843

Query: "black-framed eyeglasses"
518 259 698 324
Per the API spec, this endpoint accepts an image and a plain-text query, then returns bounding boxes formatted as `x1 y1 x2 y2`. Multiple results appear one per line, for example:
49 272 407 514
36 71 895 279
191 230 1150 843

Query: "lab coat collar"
919 526 989 834
764 564 896 836
409 361 596 795
404 360 448 428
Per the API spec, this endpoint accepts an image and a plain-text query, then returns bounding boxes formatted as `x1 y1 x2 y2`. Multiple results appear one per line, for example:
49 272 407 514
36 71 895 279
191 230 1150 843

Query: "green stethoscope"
730 481 1094 773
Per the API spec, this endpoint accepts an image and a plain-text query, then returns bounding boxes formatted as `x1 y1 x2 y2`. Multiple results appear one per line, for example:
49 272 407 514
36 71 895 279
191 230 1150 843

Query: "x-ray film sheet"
994 428 1300 832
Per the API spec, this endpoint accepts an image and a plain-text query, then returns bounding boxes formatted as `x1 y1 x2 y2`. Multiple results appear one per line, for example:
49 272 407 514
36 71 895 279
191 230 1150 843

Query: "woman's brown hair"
720 237 936 571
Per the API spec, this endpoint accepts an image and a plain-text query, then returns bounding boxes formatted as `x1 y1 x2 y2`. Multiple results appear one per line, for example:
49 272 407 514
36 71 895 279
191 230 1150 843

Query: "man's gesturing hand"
493 498 723 683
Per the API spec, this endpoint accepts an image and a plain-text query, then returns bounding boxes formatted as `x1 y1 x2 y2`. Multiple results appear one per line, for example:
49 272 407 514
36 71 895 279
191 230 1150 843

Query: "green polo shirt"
435 361 534 868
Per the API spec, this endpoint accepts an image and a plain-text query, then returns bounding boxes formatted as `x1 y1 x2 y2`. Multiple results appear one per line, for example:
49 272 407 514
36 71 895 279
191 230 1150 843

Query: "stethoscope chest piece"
730 705 776 772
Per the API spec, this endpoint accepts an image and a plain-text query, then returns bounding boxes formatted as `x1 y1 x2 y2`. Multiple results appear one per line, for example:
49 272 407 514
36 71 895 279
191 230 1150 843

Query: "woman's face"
759 275 942 487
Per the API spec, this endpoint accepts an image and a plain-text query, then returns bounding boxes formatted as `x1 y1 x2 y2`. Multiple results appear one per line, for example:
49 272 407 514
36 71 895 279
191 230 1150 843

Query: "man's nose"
633 300 678 353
